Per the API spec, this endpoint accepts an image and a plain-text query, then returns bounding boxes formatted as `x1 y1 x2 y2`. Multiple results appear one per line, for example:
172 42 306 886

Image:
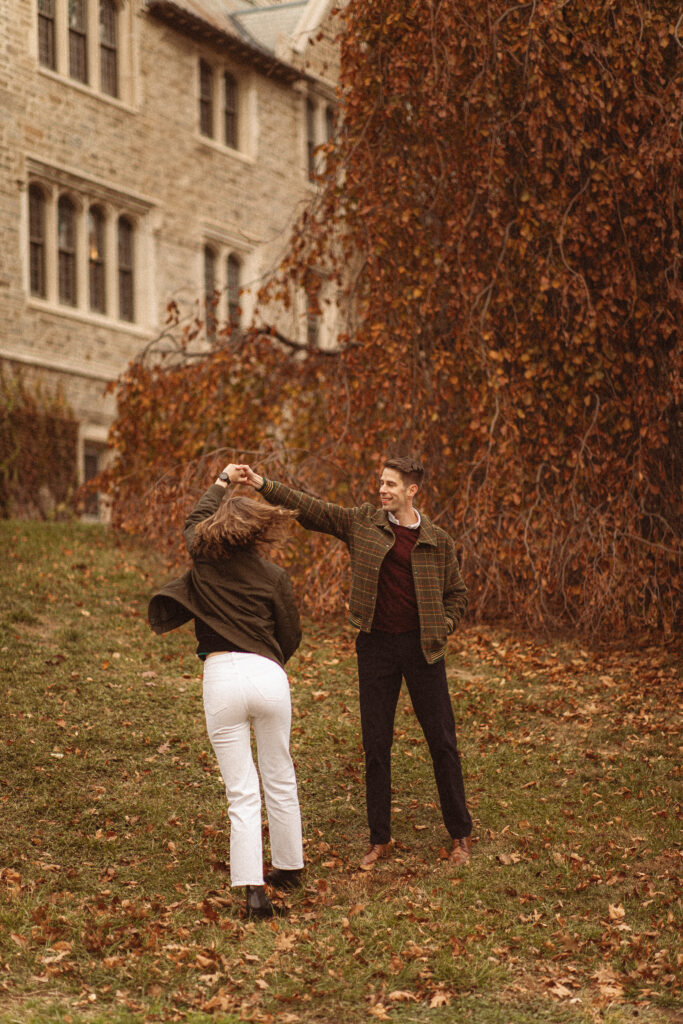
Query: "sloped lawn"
1 520 680 1024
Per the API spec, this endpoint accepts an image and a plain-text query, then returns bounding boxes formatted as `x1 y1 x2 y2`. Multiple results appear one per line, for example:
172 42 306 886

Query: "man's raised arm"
242 465 355 543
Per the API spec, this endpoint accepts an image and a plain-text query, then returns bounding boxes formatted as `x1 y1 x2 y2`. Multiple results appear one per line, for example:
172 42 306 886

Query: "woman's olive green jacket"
148 484 301 667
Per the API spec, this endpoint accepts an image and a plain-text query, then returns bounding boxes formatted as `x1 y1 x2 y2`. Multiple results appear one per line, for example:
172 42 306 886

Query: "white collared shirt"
388 509 421 530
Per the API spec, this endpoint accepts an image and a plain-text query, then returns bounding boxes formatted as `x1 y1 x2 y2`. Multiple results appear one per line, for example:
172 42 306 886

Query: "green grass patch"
1 520 681 1023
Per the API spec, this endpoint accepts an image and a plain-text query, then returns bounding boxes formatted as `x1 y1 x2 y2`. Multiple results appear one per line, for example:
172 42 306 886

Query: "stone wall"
0 0 341 494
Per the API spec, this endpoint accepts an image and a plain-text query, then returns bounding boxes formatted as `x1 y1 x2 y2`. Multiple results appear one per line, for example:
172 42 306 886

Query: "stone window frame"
199 59 214 138
99 0 119 97
68 0 88 83
223 71 238 150
34 0 133 105
201 235 249 340
38 0 57 70
25 161 153 328
203 243 218 343
302 90 337 182
79 427 112 521
299 269 337 351
29 183 47 298
226 253 242 330
57 194 78 305
196 55 253 158
117 215 135 323
88 204 107 313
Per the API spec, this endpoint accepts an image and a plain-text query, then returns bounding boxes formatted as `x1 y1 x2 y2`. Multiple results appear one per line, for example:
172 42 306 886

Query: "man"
241 456 472 868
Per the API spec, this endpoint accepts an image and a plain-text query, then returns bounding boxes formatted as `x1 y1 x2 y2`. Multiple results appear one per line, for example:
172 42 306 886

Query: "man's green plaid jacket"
259 477 468 665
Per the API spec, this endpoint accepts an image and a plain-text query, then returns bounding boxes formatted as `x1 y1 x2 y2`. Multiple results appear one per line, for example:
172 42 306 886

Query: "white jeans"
202 652 303 887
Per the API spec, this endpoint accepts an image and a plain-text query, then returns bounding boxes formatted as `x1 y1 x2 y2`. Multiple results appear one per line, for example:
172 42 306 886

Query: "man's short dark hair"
383 456 424 490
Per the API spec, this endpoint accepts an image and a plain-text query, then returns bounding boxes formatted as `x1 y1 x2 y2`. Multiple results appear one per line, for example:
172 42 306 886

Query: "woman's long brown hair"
190 493 297 561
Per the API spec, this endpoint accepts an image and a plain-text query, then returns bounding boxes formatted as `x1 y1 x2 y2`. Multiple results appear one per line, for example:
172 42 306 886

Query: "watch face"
219 472 229 481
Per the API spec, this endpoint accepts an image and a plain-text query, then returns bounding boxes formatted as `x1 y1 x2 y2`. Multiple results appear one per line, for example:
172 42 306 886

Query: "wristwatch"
218 471 230 482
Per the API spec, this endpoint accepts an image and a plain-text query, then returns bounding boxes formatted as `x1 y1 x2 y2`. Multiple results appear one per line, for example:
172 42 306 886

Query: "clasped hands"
215 463 264 489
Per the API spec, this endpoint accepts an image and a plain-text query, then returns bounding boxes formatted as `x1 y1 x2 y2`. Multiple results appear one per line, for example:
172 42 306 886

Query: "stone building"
0 0 341 508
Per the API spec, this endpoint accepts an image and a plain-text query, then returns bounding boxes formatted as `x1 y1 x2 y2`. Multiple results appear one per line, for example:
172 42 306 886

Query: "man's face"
379 467 417 515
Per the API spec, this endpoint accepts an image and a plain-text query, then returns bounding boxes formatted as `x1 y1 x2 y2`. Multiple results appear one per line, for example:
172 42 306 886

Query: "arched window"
88 205 106 313
204 245 217 341
199 60 214 137
118 216 134 321
58 195 77 305
224 72 238 148
28 184 46 298
227 254 241 329
38 0 56 69
99 0 118 97
69 0 88 83
306 98 316 180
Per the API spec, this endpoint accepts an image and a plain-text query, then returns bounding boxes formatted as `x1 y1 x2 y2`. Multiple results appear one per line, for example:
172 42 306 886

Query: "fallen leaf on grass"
368 1004 391 1020
498 852 522 865
10 933 28 947
202 988 235 1012
41 949 71 965
195 953 216 968
429 991 451 1007
599 983 625 999
608 903 625 920
388 990 418 1002
548 982 573 999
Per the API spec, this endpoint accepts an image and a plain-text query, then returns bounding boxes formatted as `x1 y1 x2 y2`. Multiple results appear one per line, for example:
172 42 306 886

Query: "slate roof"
232 2 307 54
145 0 309 80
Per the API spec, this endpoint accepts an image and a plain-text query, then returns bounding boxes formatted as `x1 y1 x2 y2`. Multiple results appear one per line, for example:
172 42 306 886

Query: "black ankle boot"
264 866 303 890
245 884 286 919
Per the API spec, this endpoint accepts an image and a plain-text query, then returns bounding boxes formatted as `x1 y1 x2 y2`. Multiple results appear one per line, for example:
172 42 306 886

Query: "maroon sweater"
371 524 420 633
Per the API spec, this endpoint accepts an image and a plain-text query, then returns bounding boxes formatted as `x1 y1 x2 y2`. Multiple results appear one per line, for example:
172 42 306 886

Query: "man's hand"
241 465 265 490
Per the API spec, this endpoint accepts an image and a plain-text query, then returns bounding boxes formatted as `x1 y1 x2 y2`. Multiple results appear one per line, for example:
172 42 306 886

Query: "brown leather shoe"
448 836 472 866
359 842 392 870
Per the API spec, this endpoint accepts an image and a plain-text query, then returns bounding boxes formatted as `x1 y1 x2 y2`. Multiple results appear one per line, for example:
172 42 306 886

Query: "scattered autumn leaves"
2 518 680 1022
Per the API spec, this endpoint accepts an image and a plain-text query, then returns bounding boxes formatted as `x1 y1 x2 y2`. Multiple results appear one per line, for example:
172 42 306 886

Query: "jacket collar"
371 506 438 547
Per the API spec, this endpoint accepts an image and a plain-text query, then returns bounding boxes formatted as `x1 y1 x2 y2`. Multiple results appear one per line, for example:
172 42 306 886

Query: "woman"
148 463 304 918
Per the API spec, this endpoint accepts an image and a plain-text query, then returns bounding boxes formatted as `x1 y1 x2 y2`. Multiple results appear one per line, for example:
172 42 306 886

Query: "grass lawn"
0 519 681 1024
